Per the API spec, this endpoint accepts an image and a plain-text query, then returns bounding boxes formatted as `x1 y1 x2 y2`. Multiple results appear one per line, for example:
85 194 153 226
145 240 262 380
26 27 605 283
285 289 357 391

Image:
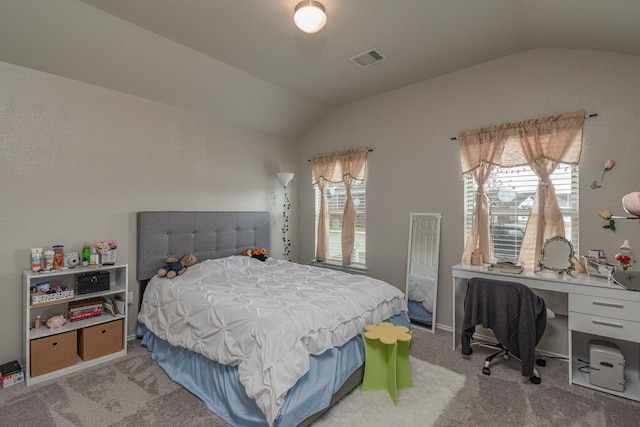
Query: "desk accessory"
536 235 575 277
612 270 640 291
582 256 616 278
488 261 523 274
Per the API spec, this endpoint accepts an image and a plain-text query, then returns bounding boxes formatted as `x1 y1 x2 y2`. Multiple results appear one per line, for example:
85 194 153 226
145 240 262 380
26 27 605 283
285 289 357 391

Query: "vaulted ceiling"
2 1 639 138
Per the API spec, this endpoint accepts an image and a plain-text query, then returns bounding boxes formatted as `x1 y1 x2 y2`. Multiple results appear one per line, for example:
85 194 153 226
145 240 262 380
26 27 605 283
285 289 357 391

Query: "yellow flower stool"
362 322 413 404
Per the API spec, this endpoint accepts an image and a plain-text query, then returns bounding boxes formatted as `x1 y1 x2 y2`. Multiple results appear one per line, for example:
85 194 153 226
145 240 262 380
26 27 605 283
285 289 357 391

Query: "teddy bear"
157 253 198 279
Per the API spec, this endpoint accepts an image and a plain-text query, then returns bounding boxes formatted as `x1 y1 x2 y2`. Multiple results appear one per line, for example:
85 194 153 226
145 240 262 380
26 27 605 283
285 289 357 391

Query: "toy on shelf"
46 315 66 330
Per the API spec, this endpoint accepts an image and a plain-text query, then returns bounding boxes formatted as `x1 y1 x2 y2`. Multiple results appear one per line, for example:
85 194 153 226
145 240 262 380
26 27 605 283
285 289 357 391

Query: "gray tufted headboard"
136 211 270 296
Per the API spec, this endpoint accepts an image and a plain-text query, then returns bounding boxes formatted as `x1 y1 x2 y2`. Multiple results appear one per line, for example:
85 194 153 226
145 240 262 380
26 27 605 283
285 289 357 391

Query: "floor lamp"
276 173 294 260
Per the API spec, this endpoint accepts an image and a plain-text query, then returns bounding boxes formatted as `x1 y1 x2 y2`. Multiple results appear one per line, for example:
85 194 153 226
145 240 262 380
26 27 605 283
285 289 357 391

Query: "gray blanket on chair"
461 277 547 377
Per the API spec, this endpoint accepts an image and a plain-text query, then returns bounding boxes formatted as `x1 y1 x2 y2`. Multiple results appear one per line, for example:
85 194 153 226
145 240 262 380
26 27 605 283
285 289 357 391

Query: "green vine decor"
282 186 291 260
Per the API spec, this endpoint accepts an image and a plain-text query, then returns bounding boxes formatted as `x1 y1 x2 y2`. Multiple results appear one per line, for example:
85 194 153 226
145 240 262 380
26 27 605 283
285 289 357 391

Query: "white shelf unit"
23 264 128 385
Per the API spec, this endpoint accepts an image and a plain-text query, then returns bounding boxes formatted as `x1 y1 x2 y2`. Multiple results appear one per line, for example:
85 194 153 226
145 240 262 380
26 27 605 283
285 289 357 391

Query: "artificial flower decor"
591 158 616 189
616 253 632 271
96 240 117 264
602 159 615 180
599 209 616 231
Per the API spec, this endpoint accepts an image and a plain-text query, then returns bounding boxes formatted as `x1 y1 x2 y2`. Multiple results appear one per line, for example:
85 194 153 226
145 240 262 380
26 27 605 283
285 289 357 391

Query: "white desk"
452 263 640 401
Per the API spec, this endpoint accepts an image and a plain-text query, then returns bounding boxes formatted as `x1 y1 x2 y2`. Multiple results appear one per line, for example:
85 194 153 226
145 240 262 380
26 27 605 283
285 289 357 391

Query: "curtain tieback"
476 185 484 195
539 179 549 187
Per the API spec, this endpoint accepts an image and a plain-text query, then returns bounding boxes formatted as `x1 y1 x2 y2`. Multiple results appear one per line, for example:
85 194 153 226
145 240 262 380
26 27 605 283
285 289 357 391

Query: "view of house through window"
314 180 366 264
464 164 579 262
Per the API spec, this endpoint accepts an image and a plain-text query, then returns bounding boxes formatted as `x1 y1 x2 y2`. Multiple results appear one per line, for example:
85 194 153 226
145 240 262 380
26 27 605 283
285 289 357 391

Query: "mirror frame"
536 235 576 277
405 212 441 333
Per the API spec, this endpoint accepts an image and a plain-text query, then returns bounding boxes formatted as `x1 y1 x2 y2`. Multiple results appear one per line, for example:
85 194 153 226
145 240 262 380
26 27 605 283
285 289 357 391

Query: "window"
463 164 579 262
314 180 366 265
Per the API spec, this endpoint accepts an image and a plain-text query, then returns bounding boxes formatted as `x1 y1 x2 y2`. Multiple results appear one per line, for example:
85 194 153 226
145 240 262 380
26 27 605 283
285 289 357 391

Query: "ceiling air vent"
349 48 387 68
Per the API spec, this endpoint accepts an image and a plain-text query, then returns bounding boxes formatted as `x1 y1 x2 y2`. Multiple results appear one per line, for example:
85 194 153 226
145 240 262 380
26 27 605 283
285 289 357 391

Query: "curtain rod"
307 148 373 162
449 113 598 141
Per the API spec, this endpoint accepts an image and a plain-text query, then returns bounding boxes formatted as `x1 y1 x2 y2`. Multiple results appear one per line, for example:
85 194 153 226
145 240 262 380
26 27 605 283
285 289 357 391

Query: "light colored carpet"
2 328 640 426
312 356 465 427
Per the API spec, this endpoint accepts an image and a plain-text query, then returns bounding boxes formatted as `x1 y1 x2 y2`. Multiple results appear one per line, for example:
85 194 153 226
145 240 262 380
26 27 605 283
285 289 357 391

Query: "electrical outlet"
127 291 134 305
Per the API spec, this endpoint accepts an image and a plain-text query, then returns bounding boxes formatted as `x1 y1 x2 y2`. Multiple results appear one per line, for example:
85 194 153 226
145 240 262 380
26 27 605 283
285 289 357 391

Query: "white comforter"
408 273 435 313
138 256 406 426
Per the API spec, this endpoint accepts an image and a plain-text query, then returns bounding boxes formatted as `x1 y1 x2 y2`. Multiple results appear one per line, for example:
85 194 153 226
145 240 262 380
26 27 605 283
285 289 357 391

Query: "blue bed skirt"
137 313 409 427
408 300 433 325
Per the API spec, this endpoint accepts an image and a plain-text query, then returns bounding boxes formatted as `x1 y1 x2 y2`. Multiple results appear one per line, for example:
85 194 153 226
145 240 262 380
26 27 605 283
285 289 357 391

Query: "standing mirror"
406 213 441 333
536 235 575 277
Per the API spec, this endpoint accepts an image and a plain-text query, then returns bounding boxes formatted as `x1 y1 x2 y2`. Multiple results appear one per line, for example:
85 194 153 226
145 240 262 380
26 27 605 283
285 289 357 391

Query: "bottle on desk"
471 249 483 266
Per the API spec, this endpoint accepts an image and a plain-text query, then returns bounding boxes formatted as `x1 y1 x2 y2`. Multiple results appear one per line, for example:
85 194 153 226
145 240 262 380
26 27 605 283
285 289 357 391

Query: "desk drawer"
570 294 640 322
569 312 640 341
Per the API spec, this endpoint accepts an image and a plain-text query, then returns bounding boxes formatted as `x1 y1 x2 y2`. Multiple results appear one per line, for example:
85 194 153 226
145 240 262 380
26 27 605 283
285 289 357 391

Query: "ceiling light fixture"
294 1 327 34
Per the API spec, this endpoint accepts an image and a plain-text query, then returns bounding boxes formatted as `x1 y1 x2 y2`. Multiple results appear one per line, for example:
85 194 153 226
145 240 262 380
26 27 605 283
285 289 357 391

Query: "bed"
135 211 408 427
407 273 435 325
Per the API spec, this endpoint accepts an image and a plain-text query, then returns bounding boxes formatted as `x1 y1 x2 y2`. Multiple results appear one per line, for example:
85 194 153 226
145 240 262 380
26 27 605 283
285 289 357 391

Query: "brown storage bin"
30 330 77 377
78 319 123 361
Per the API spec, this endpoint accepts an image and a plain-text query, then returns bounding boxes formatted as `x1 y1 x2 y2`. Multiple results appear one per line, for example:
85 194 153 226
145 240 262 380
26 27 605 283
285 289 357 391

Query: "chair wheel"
529 376 541 384
482 367 491 375
536 358 546 367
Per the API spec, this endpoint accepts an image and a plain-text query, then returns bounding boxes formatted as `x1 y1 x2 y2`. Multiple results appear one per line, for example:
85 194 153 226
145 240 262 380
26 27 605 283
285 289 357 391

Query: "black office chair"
461 277 548 384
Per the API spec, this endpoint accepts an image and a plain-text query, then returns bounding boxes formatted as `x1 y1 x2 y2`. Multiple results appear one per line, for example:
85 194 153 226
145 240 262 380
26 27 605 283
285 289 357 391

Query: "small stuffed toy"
243 248 268 262
158 253 198 279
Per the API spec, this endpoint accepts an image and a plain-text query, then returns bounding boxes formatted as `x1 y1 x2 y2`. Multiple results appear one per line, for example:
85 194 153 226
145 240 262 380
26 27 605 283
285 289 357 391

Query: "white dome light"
294 1 327 34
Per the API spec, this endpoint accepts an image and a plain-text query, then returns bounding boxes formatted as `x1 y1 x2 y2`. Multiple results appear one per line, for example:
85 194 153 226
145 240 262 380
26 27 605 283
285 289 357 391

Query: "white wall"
295 49 640 350
3 48 639 365
0 61 297 363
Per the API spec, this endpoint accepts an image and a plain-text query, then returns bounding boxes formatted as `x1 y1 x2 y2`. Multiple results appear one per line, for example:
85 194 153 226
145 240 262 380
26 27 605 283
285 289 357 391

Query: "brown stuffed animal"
157 253 198 279
243 248 268 261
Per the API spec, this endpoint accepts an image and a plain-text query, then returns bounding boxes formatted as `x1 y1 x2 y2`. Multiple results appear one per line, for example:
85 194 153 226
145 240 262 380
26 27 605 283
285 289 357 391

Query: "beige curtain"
342 174 357 264
518 158 565 268
316 177 329 261
516 113 584 267
459 126 510 264
459 111 584 266
312 146 368 264
461 162 495 264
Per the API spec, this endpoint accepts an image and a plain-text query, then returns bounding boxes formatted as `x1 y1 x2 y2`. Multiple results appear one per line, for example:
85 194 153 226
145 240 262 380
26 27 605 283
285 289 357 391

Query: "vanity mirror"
536 235 575 277
406 213 441 332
